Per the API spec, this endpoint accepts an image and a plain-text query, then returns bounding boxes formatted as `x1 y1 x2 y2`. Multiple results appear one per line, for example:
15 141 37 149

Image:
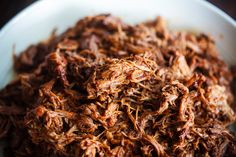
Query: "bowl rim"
0 0 235 39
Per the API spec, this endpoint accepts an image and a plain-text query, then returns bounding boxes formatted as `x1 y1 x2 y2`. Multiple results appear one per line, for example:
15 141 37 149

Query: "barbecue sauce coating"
0 14 236 157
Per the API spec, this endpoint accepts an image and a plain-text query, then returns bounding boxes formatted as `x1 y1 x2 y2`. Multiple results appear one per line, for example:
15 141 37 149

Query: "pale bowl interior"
0 0 235 155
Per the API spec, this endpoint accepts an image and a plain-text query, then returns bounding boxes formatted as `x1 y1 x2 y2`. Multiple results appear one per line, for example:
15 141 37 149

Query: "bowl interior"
0 0 236 89
0 0 235 155
0 0 235 89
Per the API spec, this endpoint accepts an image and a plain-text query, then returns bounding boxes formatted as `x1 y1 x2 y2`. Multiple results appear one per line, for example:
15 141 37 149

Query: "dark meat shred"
0 14 236 157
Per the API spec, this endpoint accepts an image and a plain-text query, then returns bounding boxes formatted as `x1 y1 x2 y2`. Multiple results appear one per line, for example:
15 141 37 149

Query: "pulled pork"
0 14 236 157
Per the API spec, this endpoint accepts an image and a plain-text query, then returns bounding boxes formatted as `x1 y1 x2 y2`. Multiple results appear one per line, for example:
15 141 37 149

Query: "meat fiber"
0 14 235 157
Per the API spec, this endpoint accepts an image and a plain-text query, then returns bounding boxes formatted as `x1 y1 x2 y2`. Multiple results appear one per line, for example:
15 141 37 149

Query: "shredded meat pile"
0 14 236 157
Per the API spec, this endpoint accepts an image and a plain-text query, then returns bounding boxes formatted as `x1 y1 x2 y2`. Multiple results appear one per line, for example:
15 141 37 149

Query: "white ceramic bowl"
0 0 235 155
0 0 235 89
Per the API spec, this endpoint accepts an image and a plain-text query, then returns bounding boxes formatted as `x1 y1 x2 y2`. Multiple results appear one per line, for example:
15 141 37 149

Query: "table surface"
0 0 235 29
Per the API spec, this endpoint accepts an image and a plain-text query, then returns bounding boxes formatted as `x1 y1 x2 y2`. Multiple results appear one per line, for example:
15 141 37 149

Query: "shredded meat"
0 14 236 157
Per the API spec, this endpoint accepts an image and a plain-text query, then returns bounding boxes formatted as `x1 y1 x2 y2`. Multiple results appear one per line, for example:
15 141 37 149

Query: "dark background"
0 0 235 29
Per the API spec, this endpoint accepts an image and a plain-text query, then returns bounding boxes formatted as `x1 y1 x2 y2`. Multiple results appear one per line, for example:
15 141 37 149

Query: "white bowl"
0 0 235 155
0 0 235 89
